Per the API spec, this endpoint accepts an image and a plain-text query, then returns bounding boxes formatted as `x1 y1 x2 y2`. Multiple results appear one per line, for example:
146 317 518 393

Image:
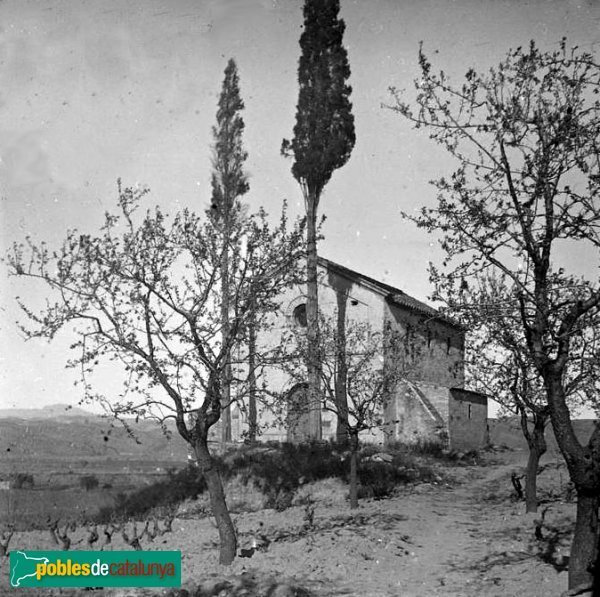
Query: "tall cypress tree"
282 0 355 440
209 58 249 443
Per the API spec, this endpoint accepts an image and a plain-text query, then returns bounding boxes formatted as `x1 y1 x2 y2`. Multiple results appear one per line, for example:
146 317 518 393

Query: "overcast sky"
1 0 600 414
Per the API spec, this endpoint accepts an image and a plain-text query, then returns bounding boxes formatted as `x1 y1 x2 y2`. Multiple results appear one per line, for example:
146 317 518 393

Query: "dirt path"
376 455 569 597
264 453 567 597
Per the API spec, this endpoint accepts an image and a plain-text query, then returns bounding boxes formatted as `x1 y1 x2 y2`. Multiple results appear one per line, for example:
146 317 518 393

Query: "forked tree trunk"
194 436 237 565
305 191 322 440
349 431 359 509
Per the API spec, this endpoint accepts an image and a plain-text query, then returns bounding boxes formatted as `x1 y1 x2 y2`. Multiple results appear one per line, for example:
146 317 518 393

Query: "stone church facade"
221 257 487 452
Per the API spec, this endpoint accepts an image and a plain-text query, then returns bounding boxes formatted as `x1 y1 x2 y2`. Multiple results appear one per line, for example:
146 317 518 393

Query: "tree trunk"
523 415 547 513
305 190 322 440
221 366 232 442
349 432 359 509
194 436 237 565
247 302 257 444
525 446 541 512
524 444 543 513
335 288 349 445
220 243 232 443
570 490 599 590
595 542 600 597
545 374 600 590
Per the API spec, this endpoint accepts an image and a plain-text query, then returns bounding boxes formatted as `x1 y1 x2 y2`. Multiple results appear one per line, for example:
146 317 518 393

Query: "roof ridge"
318 256 409 297
318 256 462 328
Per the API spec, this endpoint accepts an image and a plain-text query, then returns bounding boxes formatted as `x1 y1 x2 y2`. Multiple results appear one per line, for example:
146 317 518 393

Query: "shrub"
95 466 206 522
354 444 442 498
264 486 295 511
384 440 481 466
356 461 405 499
10 472 34 489
407 439 446 457
80 475 99 491
227 442 346 492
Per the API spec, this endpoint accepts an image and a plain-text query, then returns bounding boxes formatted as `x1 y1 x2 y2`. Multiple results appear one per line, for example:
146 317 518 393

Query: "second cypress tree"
209 58 249 443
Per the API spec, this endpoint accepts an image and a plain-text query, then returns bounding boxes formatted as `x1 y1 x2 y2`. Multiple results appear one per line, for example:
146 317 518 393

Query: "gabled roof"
318 256 463 329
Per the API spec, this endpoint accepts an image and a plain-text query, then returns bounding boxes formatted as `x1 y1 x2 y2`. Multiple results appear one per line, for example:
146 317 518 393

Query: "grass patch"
96 466 206 523
392 439 483 465
222 442 347 510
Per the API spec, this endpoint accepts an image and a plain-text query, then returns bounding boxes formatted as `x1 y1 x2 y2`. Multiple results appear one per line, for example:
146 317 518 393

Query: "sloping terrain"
0 447 577 597
0 415 594 595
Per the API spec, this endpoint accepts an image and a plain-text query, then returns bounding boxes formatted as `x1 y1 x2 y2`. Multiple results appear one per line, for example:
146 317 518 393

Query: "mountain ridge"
0 403 98 420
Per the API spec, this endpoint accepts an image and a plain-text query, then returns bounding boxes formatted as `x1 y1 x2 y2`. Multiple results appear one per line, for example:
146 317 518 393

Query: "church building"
221 257 488 452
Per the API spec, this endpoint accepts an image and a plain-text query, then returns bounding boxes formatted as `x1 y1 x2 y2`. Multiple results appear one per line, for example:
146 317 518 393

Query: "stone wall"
447 388 488 451
384 382 449 445
384 302 464 388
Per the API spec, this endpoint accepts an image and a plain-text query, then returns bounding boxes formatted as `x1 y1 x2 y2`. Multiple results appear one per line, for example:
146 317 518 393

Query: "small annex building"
217 257 487 452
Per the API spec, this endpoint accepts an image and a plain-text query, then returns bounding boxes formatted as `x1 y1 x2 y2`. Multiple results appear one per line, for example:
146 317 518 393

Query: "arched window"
293 303 308 327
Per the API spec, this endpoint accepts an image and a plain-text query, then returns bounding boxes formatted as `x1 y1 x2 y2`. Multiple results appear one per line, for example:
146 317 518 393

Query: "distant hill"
0 407 189 461
0 403 93 420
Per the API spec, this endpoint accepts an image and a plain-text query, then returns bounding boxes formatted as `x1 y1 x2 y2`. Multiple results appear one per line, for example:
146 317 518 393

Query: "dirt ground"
0 447 577 597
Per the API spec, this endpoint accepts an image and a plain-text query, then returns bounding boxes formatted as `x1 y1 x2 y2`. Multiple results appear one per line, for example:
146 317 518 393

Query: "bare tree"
463 274 600 513
389 39 600 589
463 275 552 511
7 183 304 565
279 316 403 509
